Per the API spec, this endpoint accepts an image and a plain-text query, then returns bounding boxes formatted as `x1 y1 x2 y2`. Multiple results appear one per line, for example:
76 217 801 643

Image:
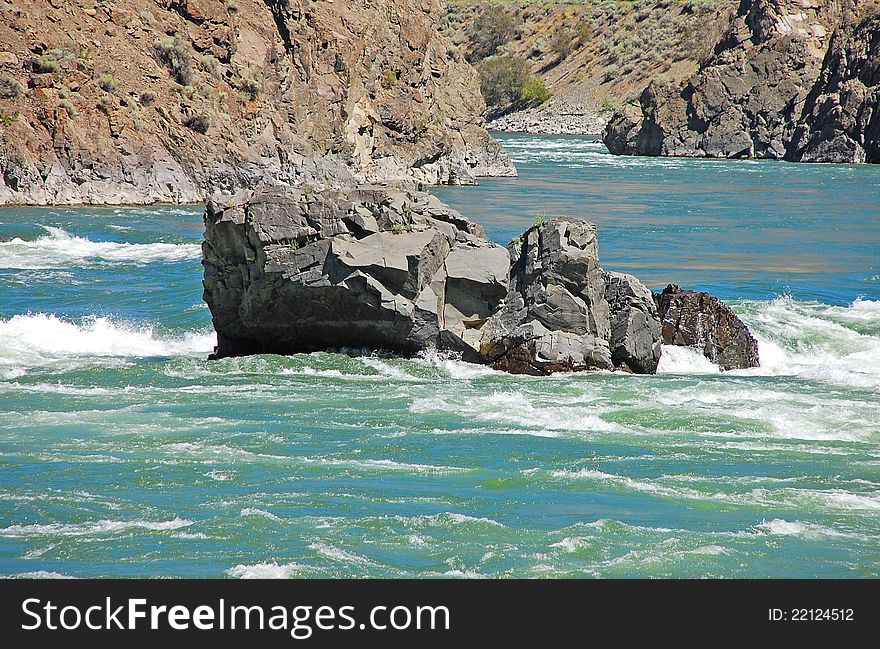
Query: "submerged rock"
203 188 758 374
654 285 760 370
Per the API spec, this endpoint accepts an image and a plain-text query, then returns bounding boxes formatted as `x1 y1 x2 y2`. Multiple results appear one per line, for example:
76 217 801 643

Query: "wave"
225 562 305 579
0 226 201 269
658 297 880 390
0 516 194 538
0 313 215 374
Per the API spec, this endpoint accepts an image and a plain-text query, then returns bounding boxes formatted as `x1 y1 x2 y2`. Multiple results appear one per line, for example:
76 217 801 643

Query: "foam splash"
0 313 215 373
657 297 880 390
0 226 201 269
0 517 194 538
225 562 305 579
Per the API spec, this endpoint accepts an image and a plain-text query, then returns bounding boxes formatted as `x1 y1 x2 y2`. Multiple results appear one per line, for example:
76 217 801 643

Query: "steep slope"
443 0 738 134
0 0 514 205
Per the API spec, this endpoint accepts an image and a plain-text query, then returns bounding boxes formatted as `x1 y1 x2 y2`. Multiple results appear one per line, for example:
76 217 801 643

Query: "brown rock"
654 285 759 370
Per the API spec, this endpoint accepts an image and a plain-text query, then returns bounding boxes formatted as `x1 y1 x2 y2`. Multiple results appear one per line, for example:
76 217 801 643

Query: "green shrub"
199 54 221 78
0 110 18 128
239 77 260 100
139 9 156 27
97 96 114 114
0 74 22 99
467 4 517 62
152 37 193 85
478 56 551 116
59 98 76 118
551 27 576 61
98 74 117 92
33 54 59 74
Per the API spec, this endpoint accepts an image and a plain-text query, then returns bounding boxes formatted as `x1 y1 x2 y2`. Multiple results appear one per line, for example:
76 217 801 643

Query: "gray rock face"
604 271 662 374
203 189 757 375
202 186 509 359
478 218 614 375
654 284 760 370
603 0 857 162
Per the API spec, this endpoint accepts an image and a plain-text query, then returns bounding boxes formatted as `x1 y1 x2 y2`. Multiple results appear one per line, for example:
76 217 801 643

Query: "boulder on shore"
202 187 759 374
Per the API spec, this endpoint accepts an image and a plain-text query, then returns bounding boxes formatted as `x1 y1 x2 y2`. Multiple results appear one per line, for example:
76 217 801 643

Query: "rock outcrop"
655 284 760 370
477 218 615 375
203 185 513 359
203 188 757 375
602 0 876 163
0 0 514 205
787 11 880 163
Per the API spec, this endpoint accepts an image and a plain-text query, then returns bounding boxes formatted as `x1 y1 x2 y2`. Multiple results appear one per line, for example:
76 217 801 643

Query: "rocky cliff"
0 0 514 205
787 9 880 162
603 0 880 162
203 186 759 374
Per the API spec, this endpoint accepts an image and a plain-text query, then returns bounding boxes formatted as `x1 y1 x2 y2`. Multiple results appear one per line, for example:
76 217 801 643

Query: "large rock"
654 284 760 370
603 0 852 161
203 189 758 375
478 218 615 375
202 186 510 358
604 271 662 374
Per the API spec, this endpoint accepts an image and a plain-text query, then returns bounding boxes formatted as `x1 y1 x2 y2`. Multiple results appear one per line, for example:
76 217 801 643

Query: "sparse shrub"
239 77 260 100
59 98 76 118
478 55 551 116
33 54 59 74
380 68 398 89
152 37 193 85
0 110 19 128
199 54 221 78
0 74 22 99
183 114 210 134
98 74 117 92
533 215 544 227
467 4 517 62
97 96 113 114
139 9 156 27
139 90 157 105
551 27 576 61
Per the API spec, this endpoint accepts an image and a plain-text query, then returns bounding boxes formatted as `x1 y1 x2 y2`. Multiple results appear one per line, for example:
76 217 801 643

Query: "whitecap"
0 226 201 269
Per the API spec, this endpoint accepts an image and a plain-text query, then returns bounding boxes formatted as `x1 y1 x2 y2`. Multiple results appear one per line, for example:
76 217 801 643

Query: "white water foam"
657 297 880 391
240 508 282 521
0 516 194 538
225 562 305 579
0 313 215 373
0 226 201 269
736 297 880 390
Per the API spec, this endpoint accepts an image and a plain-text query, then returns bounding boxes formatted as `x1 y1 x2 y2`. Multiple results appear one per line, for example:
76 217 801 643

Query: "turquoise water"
1 135 879 578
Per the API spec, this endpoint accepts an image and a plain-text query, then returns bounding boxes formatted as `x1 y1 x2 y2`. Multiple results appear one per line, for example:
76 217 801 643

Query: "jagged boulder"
604 271 662 374
654 284 760 370
478 218 615 375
